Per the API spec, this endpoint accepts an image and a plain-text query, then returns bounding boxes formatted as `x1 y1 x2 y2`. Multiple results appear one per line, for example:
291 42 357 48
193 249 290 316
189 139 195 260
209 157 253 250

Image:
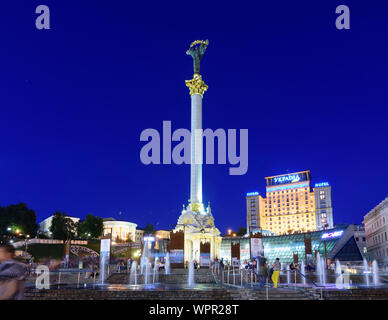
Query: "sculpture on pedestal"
172 40 221 265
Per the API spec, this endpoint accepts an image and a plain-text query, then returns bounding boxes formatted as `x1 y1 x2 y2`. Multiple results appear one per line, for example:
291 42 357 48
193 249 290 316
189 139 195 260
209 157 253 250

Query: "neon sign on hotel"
321 230 343 239
273 174 301 184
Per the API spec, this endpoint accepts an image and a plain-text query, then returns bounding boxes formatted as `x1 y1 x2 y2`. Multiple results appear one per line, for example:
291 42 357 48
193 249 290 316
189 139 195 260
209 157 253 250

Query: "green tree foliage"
78 214 103 239
0 203 38 237
237 226 247 236
49 211 76 241
0 206 7 235
144 222 156 235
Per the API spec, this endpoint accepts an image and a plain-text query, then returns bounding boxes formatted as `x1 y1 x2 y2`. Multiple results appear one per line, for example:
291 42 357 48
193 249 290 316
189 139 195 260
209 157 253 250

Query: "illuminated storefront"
221 224 365 265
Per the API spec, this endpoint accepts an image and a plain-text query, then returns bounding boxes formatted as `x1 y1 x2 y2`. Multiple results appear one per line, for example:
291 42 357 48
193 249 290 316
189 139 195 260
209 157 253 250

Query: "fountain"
140 239 152 284
300 261 306 285
188 257 195 287
316 253 326 286
372 260 379 286
335 260 343 289
130 260 138 285
363 258 370 287
153 259 159 283
165 253 171 275
99 254 107 285
286 264 290 285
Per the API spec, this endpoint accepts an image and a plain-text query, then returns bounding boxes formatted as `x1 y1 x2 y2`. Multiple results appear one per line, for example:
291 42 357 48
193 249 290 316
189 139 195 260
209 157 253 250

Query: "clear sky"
1 1 387 233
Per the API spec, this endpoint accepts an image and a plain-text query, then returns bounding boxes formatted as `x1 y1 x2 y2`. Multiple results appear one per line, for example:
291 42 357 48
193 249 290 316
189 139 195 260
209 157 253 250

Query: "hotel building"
246 170 334 235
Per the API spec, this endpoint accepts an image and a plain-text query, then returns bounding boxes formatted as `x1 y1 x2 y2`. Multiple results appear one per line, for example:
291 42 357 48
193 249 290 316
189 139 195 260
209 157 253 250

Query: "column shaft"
190 94 202 204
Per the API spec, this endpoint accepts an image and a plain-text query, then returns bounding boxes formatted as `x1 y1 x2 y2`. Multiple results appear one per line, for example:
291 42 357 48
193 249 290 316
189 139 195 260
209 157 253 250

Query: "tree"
49 211 76 241
0 203 38 237
237 226 247 236
0 206 7 235
78 214 103 239
144 222 155 235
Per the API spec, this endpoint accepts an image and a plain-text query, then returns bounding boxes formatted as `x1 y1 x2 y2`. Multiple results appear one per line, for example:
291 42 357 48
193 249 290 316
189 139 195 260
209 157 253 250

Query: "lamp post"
25 235 30 253
323 223 328 264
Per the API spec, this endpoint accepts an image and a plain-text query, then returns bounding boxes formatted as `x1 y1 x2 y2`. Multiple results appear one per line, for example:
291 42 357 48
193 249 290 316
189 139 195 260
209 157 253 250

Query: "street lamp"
25 235 30 252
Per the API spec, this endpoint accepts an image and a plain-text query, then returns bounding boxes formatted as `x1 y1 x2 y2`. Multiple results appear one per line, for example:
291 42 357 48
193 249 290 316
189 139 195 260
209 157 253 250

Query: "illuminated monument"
173 40 221 265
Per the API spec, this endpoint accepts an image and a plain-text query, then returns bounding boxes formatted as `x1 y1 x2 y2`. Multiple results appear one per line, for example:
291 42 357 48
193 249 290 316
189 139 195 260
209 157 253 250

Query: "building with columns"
103 218 137 242
363 197 388 263
173 40 221 265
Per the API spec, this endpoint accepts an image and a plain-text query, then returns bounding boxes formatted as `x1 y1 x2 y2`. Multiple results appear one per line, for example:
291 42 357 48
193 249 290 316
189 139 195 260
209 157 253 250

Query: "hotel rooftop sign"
265 171 311 187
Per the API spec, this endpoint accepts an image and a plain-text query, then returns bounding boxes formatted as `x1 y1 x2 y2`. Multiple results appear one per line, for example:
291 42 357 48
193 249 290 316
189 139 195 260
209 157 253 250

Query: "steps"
25 288 233 300
224 286 317 300
108 269 216 284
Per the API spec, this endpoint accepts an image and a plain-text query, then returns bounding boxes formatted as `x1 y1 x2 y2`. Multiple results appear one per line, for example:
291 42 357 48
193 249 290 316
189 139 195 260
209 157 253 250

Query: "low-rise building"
102 218 137 242
39 215 80 237
155 229 170 251
220 224 364 265
363 197 388 264
135 229 144 243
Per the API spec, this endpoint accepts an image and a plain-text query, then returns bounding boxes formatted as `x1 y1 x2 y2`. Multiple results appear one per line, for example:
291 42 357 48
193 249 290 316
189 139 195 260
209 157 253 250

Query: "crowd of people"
213 255 314 289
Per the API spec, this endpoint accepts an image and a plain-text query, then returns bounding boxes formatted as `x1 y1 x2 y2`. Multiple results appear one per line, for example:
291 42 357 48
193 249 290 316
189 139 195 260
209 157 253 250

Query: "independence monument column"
174 40 221 265
185 40 208 211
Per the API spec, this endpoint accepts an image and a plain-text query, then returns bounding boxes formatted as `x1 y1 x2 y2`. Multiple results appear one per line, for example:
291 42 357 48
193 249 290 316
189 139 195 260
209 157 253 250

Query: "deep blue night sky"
1 1 387 233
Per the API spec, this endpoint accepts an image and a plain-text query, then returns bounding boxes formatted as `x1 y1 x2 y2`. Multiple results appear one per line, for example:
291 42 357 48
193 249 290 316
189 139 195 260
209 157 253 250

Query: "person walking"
257 255 268 287
220 258 224 271
271 258 281 288
0 245 27 300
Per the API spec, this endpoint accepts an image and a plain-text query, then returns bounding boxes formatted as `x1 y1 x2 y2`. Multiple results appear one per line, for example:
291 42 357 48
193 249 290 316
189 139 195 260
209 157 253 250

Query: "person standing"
220 258 224 271
0 245 27 300
271 258 281 288
257 255 268 287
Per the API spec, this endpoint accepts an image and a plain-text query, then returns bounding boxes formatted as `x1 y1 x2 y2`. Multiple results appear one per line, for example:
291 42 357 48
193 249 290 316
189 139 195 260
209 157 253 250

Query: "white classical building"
363 197 388 263
103 218 137 242
39 215 80 236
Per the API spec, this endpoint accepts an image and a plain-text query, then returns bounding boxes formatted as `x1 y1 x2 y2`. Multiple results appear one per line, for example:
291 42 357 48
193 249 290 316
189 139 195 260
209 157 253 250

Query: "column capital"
185 74 208 97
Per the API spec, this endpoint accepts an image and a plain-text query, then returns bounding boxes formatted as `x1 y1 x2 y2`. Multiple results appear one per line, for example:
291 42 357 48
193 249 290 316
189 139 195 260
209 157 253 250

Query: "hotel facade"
246 170 334 235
